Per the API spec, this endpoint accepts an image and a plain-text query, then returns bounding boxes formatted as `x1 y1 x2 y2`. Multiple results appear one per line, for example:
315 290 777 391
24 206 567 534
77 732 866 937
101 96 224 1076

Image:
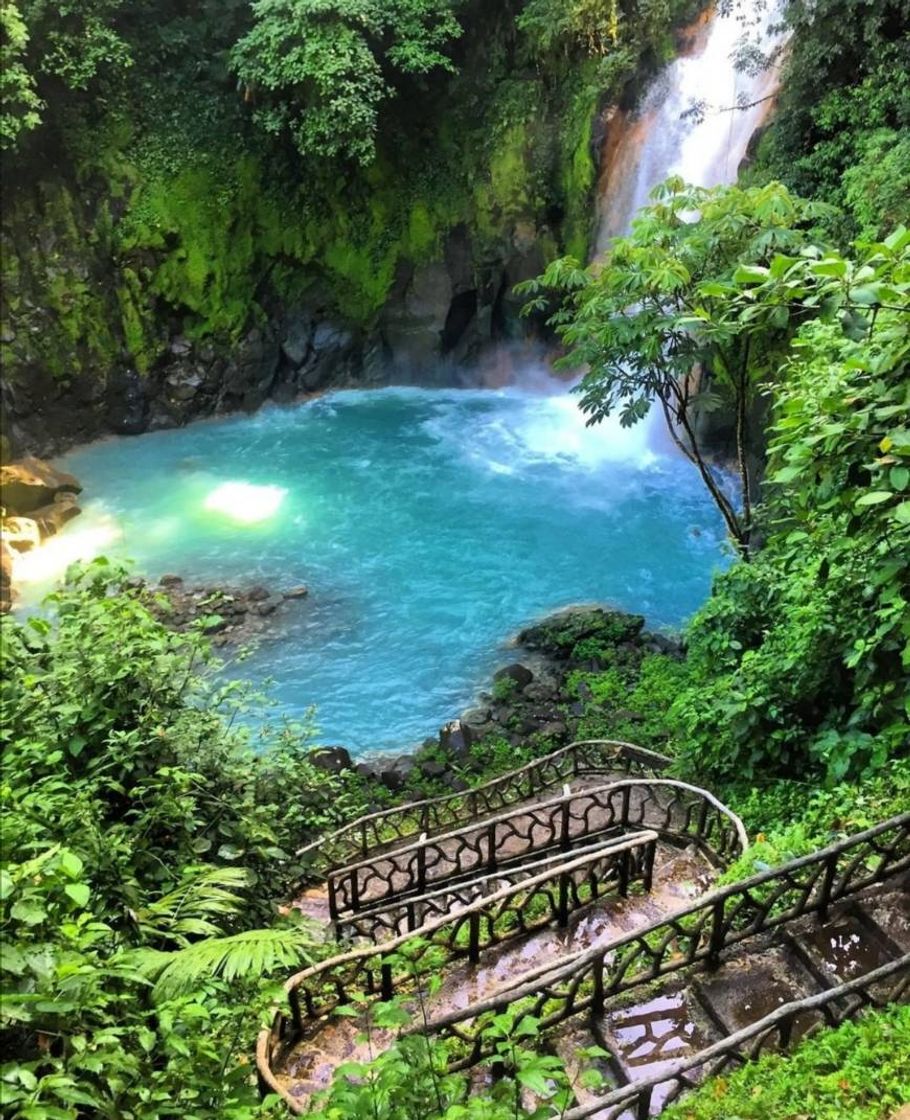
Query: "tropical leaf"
133 925 318 1001
133 865 252 945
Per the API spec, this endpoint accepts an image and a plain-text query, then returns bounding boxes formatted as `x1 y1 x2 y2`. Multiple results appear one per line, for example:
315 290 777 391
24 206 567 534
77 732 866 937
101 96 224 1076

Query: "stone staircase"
417 814 910 1119
550 878 910 1118
258 741 910 1118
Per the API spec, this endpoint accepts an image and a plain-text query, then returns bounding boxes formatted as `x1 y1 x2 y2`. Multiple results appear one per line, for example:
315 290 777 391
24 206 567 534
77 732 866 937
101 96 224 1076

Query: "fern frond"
135 864 252 946
141 925 317 1002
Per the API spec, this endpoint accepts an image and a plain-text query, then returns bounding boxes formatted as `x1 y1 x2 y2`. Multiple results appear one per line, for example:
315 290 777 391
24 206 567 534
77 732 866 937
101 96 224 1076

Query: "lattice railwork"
260 831 658 1084
338 831 657 943
562 954 910 1119
326 779 747 920
423 812 910 1070
295 740 671 875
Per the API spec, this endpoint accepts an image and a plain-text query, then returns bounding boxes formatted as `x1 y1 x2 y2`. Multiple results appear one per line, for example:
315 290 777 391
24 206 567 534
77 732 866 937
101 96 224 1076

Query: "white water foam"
596 0 787 249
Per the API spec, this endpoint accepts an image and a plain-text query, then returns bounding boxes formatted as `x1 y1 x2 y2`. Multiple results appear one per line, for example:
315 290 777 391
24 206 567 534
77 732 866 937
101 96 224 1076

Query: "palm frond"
135 864 252 945
135 925 318 1002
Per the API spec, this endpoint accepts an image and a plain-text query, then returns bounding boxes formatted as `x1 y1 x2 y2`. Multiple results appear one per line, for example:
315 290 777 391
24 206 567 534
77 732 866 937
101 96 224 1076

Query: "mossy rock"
518 607 646 659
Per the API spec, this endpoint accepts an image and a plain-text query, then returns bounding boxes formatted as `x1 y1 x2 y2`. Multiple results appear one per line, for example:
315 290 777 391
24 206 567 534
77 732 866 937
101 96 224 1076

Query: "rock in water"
0 541 14 613
309 746 353 774
31 494 82 538
494 662 534 689
0 456 82 515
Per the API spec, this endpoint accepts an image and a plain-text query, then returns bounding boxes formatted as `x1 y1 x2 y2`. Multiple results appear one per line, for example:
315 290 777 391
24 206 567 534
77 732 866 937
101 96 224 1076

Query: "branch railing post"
380 958 393 1002
560 798 572 852
288 987 302 1033
643 838 656 893
417 840 427 897
469 912 481 964
592 954 605 1015
696 798 710 841
558 872 570 927
618 849 631 898
487 822 498 874
707 896 726 966
818 851 839 920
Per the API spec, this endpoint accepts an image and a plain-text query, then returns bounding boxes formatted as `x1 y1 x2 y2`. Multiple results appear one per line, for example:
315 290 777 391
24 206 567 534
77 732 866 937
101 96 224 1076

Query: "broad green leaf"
10 899 47 926
64 883 91 908
810 257 847 278
889 466 909 491
855 491 893 506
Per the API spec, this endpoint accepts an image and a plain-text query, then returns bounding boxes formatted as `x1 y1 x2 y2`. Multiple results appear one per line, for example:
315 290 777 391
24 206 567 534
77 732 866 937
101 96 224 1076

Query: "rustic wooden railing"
416 811 910 1070
262 830 657 1072
336 830 658 944
296 739 671 875
326 778 747 920
563 953 910 1120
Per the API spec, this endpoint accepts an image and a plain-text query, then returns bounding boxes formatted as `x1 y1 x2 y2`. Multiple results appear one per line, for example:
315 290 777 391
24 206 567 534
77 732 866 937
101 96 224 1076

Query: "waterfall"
595 0 786 250
583 0 786 455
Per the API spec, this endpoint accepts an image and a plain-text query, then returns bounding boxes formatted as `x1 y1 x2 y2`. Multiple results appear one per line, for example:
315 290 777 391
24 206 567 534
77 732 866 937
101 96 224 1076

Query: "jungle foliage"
2 0 909 1116
0 560 367 1119
522 178 909 783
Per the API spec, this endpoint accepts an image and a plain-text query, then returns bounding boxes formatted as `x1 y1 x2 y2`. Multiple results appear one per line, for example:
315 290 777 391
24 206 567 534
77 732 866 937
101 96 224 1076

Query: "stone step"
593 982 720 1115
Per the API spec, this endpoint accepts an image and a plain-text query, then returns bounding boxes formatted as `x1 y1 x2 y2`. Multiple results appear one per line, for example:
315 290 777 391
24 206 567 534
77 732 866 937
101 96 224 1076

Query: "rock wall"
0 107 573 458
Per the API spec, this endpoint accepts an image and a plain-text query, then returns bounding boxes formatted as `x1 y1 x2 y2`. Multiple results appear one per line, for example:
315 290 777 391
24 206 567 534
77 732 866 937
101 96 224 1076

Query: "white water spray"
578 0 786 455
596 0 786 249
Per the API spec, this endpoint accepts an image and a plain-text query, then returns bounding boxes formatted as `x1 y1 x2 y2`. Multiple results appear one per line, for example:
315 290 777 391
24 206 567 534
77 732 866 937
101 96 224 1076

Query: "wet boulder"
494 662 534 689
0 456 81 515
31 493 81 538
439 719 473 759
309 746 353 774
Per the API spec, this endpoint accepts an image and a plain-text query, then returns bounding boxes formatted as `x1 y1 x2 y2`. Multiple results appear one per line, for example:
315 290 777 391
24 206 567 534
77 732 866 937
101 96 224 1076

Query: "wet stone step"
852 881 910 953
792 908 902 1001
694 945 820 1046
596 984 718 1113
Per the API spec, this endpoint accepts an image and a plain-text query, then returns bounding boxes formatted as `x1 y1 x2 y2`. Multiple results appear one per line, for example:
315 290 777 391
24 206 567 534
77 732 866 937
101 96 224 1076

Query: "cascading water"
596 0 785 249
25 2 782 755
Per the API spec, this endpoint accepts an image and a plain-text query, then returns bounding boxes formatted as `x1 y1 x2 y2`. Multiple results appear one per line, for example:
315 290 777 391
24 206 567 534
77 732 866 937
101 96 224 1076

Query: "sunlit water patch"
51 386 727 755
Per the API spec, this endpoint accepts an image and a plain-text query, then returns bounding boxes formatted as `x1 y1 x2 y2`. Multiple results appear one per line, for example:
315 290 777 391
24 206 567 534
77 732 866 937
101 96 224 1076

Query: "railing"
296 739 671 875
258 831 660 1108
326 778 747 920
418 812 910 1070
563 953 910 1119
337 831 658 943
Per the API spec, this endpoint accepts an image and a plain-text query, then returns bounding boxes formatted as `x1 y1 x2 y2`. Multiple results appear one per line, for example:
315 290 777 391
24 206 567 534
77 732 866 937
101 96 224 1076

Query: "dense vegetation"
1 0 908 1117
523 190 909 783
0 562 371 1118
0 0 697 412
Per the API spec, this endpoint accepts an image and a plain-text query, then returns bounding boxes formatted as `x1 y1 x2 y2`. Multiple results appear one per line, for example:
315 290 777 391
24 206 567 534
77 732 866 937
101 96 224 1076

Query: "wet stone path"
280 839 717 1101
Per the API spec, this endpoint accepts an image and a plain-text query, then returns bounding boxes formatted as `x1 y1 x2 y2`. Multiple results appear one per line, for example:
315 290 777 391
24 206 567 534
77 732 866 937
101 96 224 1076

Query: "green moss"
560 77 599 260
116 267 157 374
473 121 535 246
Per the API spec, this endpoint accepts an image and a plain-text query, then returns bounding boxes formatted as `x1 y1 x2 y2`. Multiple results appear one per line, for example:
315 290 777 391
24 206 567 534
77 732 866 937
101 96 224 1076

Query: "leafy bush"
230 0 462 164
0 560 371 1119
661 1005 910 1120
717 756 910 883
670 229 910 782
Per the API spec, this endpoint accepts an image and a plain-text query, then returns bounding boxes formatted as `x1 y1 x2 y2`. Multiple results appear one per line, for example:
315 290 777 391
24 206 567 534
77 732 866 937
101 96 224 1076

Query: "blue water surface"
57 385 727 756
